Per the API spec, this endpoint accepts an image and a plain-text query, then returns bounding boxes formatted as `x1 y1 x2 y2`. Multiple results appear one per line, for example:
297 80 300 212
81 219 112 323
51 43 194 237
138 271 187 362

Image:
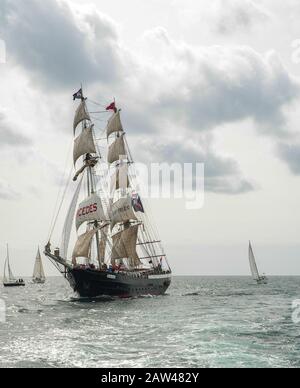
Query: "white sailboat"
32 248 46 284
3 245 25 287
249 242 268 284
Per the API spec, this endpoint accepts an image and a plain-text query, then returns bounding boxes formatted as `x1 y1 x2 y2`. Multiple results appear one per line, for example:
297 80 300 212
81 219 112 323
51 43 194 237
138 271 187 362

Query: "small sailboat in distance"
32 247 46 284
249 241 268 285
3 245 25 287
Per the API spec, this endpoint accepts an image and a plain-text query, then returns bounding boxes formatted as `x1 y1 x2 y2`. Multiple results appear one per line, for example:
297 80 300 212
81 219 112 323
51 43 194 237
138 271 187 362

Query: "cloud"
211 0 270 35
277 143 300 175
1 0 298 194
131 33 300 138
0 107 32 149
0 179 21 200
133 135 255 194
1 1 297 138
174 0 270 36
0 0 123 89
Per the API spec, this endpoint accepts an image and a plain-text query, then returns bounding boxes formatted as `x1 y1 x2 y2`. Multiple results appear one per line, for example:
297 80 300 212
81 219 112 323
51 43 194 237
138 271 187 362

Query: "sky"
0 0 300 276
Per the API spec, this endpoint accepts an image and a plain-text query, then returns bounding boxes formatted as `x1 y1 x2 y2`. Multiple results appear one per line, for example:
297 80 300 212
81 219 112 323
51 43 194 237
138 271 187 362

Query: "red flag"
106 102 117 113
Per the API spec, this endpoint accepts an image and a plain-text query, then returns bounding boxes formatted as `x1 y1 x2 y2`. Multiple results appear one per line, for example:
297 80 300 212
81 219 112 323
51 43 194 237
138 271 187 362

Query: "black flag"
73 88 83 101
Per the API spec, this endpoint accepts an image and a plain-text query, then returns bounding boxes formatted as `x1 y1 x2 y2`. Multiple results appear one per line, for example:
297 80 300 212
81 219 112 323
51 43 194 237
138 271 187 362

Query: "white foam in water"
0 277 300 368
0 299 6 323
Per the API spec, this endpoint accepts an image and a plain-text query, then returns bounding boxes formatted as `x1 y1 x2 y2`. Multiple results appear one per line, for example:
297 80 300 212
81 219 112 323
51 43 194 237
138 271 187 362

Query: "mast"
89 164 102 268
72 86 107 269
106 104 167 271
84 84 102 268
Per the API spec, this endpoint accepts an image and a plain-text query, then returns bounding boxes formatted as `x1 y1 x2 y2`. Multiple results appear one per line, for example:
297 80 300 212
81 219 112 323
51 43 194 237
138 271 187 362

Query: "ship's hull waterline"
67 268 172 298
46 251 171 298
3 283 25 288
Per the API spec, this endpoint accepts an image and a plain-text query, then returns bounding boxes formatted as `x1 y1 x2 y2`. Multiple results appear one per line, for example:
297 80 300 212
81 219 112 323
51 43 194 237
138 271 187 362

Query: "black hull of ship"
67 268 172 298
45 252 172 298
3 283 25 288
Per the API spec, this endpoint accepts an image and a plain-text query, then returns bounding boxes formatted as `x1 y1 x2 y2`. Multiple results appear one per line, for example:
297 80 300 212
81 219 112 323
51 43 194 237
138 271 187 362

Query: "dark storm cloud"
277 143 300 175
0 0 122 89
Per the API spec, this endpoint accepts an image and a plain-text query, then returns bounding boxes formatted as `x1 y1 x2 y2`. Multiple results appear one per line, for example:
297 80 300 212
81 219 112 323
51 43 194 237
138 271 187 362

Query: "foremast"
72 89 108 269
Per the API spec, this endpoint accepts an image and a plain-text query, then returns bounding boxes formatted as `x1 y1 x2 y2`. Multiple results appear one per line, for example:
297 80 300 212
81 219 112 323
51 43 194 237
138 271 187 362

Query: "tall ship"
3 245 25 287
32 247 46 284
249 241 268 285
44 89 171 298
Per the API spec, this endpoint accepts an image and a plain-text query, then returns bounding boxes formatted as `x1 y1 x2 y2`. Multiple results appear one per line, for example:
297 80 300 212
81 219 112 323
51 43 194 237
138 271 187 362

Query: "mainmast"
88 160 103 268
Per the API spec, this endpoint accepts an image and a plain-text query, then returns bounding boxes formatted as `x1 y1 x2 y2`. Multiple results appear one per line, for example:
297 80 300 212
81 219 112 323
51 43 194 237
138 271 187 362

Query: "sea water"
0 276 299 368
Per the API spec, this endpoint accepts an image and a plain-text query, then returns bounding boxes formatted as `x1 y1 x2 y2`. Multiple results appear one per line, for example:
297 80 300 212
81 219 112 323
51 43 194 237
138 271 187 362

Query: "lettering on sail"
76 193 105 230
77 203 98 218
112 204 130 218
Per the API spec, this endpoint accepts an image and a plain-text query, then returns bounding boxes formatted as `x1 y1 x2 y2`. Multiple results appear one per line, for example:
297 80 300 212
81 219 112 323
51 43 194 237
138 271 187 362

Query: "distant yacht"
32 248 46 284
3 245 25 287
248 241 268 285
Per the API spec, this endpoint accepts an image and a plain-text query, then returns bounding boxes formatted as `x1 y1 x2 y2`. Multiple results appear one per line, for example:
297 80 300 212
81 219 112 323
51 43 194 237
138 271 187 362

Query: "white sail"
110 195 137 229
249 242 260 281
99 225 109 262
111 225 140 267
3 246 16 283
3 258 9 283
73 125 96 165
60 177 83 260
32 248 46 281
108 135 126 164
110 163 130 195
76 193 107 230
73 100 90 133
72 229 97 263
107 111 123 138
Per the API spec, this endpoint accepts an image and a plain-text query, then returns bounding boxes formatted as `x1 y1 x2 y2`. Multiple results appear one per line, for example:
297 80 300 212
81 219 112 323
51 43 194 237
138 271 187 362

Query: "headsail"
33 248 46 282
249 242 260 281
3 245 15 283
60 177 83 260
